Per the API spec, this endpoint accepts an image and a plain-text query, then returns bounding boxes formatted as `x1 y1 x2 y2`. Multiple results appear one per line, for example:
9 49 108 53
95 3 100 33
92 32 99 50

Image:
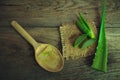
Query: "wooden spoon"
11 21 64 72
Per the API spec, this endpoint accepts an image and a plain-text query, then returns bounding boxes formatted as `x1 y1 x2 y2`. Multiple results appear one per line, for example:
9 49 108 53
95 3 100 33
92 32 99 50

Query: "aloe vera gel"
35 44 62 71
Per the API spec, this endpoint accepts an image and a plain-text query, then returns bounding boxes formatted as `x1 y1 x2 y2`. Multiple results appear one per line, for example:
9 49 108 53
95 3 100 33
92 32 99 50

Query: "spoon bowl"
11 21 64 72
35 43 64 72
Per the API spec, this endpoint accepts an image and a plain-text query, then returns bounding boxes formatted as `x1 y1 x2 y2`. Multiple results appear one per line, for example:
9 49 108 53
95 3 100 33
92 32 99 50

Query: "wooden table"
0 0 120 80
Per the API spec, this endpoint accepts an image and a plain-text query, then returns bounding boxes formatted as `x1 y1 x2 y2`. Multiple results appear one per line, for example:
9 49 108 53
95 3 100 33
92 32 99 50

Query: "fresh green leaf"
81 38 96 49
76 20 89 34
77 13 95 39
91 0 108 72
79 13 91 31
75 13 96 49
74 34 87 48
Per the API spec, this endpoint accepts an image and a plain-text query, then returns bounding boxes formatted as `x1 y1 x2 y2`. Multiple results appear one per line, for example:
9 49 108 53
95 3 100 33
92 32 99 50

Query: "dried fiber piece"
60 21 98 60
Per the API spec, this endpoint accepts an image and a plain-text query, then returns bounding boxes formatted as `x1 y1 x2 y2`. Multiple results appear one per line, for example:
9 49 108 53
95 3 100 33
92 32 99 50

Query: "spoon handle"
11 21 38 48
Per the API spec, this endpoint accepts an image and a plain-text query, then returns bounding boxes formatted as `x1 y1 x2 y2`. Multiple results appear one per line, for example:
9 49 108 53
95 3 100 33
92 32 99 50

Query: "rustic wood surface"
0 0 120 80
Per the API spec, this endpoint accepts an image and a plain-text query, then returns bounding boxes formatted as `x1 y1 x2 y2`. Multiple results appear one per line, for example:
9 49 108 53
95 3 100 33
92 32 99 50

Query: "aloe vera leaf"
76 20 89 34
79 13 91 30
91 0 108 72
78 13 95 39
74 34 87 48
81 38 96 49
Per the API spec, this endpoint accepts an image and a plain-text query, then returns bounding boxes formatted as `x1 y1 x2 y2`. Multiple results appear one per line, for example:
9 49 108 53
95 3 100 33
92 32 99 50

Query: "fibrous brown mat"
60 21 98 60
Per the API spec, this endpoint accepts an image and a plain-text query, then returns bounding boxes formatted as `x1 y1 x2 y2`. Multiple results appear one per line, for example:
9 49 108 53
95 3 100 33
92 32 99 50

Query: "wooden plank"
0 0 119 11
0 27 60 48
0 11 120 28
0 18 73 28
0 27 120 80
106 28 120 52
0 0 120 27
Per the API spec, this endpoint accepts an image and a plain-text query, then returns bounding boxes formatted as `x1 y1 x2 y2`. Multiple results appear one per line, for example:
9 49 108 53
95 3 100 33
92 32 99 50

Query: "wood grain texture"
0 0 120 27
0 0 120 80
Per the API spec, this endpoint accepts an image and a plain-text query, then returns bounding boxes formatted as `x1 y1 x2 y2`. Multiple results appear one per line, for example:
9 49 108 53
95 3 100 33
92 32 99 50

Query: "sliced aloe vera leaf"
81 38 96 49
79 13 91 30
76 20 89 34
74 34 87 48
77 13 95 39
